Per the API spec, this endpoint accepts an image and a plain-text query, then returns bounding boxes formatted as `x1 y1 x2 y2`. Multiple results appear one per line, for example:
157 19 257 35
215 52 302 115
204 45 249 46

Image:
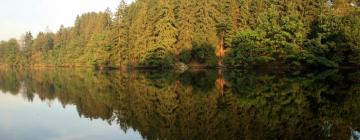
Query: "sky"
0 0 134 41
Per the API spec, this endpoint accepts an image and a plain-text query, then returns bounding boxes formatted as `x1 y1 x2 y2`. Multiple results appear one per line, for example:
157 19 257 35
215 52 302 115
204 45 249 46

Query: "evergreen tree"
153 0 178 53
175 0 196 54
112 0 130 66
193 0 219 44
332 0 353 16
238 0 252 29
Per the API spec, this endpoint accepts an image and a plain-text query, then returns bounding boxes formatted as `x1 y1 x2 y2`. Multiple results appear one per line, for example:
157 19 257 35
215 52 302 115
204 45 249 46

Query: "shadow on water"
0 68 359 140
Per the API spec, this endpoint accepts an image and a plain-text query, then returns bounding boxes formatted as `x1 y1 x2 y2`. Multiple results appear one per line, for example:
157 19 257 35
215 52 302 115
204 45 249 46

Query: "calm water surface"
0 68 359 140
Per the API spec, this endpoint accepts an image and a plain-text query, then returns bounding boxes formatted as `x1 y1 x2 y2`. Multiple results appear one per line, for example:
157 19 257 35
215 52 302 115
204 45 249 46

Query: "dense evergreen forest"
0 0 360 69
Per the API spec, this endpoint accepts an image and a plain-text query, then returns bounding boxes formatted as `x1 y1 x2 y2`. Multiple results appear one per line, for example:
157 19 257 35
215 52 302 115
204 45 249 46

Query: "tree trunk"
218 31 225 67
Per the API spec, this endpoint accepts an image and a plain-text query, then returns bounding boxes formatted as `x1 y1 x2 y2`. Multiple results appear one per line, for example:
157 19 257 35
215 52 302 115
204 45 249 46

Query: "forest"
0 0 359 69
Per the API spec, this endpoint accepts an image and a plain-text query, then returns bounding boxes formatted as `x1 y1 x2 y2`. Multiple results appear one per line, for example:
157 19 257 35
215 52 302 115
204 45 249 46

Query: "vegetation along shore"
0 0 359 70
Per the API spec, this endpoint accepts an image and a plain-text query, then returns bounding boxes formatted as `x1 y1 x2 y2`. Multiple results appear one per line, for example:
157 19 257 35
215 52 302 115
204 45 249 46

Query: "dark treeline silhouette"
0 0 360 69
0 68 359 139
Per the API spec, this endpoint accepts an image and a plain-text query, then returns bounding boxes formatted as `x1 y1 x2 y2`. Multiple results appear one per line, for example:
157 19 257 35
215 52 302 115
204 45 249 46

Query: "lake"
0 68 359 140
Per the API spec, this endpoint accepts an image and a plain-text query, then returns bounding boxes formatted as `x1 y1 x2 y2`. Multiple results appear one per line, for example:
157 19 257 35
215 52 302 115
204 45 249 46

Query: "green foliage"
0 0 359 68
304 9 360 67
224 30 273 66
177 42 217 67
179 49 192 64
174 0 196 52
225 3 307 66
142 46 174 69
154 0 178 53
0 39 19 65
192 42 217 66
303 38 339 67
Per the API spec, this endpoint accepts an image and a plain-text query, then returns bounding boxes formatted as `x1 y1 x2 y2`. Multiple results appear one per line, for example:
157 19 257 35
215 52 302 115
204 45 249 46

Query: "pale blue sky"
0 0 134 40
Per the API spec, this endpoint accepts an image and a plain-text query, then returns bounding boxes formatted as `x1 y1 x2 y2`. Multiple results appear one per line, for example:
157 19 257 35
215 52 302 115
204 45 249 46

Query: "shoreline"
0 63 358 72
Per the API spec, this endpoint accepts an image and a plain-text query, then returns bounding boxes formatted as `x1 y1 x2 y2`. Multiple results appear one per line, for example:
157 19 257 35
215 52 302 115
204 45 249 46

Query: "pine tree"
54 25 68 49
3 39 20 64
23 32 33 49
112 0 130 66
193 0 219 44
153 0 178 53
332 0 353 16
296 0 329 27
238 0 252 30
175 0 196 54
127 0 151 64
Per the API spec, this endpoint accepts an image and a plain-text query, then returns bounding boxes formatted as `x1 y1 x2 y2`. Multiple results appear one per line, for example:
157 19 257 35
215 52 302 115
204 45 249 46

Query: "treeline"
0 0 360 68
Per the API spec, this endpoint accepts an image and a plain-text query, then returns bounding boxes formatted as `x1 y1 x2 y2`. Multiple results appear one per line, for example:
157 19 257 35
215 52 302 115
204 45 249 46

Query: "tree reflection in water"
0 68 359 140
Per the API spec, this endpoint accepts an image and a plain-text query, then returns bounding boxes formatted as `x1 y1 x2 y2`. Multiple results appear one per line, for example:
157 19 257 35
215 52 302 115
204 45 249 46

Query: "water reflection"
0 68 359 140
